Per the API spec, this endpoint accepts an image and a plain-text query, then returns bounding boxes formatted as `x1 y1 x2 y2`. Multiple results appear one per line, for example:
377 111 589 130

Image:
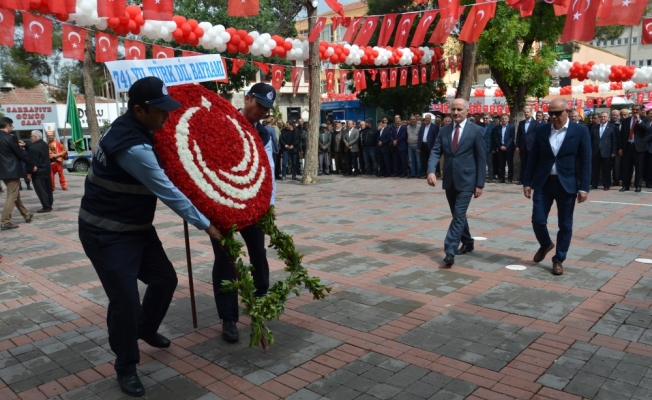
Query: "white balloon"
166 21 177 31
199 22 212 31
95 18 108 30
215 24 226 33
327 47 334 56
80 0 93 16
263 49 272 57
222 32 231 42
159 26 169 37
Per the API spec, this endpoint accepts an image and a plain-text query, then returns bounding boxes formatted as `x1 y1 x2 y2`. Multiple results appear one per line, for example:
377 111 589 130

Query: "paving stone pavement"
2 174 652 399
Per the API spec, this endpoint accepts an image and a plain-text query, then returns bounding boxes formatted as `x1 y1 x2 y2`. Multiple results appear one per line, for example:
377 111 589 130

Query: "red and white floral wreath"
155 84 273 232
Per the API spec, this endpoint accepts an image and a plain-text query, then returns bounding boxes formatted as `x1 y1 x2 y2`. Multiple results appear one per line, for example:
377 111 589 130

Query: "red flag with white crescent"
560 0 601 42
153 44 174 59
443 103 449 113
448 56 457 73
271 65 284 90
124 39 146 60
430 63 439 80
353 16 379 46
326 69 335 91
551 0 570 15
182 50 201 57
48 0 75 14
0 8 14 47
598 0 646 26
380 69 388 89
0 0 27 10
648 91 652 102
342 17 362 43
95 32 118 62
507 0 535 17
459 1 496 43
410 10 438 47
292 66 302 93
393 13 416 48
22 12 52 56
586 98 594 108
142 0 174 20
62 24 86 61
399 67 408 86
637 91 645 103
627 93 633 100
308 17 327 42
339 70 349 93
429 3 464 45
231 58 246 74
331 17 342 31
456 53 463 70
390 68 398 88
420 65 428 83
354 69 367 92
97 0 126 18
409 66 418 85
438 59 447 76
497 105 503 114
378 14 397 47
253 61 270 76
368 69 378 81
325 0 345 17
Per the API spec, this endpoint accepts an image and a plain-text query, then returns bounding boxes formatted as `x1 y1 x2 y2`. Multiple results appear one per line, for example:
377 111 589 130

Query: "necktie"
630 118 635 141
452 124 460 152
600 125 604 138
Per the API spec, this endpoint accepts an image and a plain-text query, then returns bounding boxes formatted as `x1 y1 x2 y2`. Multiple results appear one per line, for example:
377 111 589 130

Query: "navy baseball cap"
249 82 276 109
129 77 182 111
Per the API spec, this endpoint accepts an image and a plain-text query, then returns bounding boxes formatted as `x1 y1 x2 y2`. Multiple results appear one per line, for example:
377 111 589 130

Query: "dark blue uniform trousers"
210 224 269 322
531 176 576 264
79 224 177 375
444 188 473 256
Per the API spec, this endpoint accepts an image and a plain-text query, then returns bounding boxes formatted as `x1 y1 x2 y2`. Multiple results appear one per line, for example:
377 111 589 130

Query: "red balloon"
343 48 350 56
330 54 339 64
187 32 196 43
172 28 184 40
238 40 247 52
119 16 129 25
37 4 49 13
372 50 379 57
134 15 144 26
55 13 68 21
361 55 368 64
227 43 238 53
181 23 191 35
226 27 237 36
194 27 204 38
108 17 120 28
127 20 137 32
276 48 286 58
240 46 249 55
188 19 199 31
334 47 342 54
230 34 241 45
236 29 248 38
131 26 141 35
284 41 292 51
338 53 346 63
244 35 254 46
172 15 186 25
126 5 141 18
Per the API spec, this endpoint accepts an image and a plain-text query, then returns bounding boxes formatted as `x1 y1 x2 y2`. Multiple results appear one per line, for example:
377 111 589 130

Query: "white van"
62 135 93 172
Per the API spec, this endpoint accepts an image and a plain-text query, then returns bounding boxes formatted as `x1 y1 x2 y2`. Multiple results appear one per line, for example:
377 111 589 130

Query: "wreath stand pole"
183 220 198 329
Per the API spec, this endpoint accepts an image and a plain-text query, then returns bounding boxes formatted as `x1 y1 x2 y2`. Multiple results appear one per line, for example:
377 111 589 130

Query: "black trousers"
79 224 177 375
378 149 391 176
32 176 52 210
392 149 408 176
492 152 499 177
345 151 358 175
519 148 529 182
211 224 269 322
592 156 612 189
621 143 645 188
498 149 514 181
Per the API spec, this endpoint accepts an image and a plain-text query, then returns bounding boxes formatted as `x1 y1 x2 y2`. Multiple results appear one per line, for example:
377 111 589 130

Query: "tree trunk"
302 1 320 184
455 42 477 100
83 34 101 149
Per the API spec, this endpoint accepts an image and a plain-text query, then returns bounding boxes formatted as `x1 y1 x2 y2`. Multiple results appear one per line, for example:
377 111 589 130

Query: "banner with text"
105 54 227 93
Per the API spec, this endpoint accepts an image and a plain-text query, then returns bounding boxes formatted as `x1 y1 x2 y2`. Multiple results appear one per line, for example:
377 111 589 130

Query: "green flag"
66 81 84 154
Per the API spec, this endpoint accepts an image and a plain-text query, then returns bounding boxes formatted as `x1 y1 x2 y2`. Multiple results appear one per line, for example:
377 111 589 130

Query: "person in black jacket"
26 130 52 212
360 121 378 176
0 117 33 230
280 121 300 180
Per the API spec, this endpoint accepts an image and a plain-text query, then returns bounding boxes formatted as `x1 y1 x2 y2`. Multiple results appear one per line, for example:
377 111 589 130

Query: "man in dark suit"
377 120 392 177
390 115 408 177
0 117 33 230
591 112 618 191
516 107 538 185
494 114 516 183
619 104 649 192
427 98 486 266
418 114 439 179
26 130 53 212
342 120 360 176
523 98 591 276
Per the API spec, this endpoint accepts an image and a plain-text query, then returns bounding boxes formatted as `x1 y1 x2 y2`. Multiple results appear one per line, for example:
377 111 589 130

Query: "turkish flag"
291 66 302 93
97 0 126 18
627 93 633 100
0 8 14 47
459 1 496 43
550 0 569 16
368 69 378 81
231 58 246 74
430 63 439 80
648 91 652 101
469 105 475 114
411 10 438 47
429 3 464 45
326 69 335 91
143 0 174 20
490 105 495 114
393 13 416 48
507 0 535 17
390 68 398 88
62 24 86 61
448 56 457 73
0 0 27 10
271 65 284 90
561 0 601 42
443 103 449 113
399 68 408 86
378 14 397 47
48 0 75 14
325 0 345 17
308 17 327 42
576 100 583 109
637 91 645 103
598 0 646 26
380 69 388 89
456 54 463 70
342 17 362 43
339 71 348 93
253 61 270 75
586 98 594 108
420 65 428 83
438 59 447 76
483 105 488 113
643 18 652 44
22 12 52 56
505 105 510 114
354 69 367 92
95 32 118 63
331 17 345 31
354 16 379 46
152 44 174 59
124 39 146 60
411 66 420 85
497 105 503 114
567 100 574 109
182 50 201 57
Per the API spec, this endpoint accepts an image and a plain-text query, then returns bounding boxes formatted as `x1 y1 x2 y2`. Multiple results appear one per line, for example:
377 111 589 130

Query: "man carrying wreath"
210 82 277 343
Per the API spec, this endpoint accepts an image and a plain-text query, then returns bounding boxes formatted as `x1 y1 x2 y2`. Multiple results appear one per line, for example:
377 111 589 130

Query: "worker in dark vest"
77 77 221 398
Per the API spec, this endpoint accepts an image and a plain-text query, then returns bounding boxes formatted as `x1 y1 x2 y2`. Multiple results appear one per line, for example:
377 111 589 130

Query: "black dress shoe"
619 187 629 192
222 320 239 342
37 208 52 213
455 244 474 255
117 373 145 397
636 187 642 192
443 254 455 265
591 186 598 189
138 332 170 348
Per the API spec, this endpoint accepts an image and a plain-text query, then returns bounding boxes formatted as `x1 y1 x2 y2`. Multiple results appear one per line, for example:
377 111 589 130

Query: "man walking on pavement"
0 117 33 230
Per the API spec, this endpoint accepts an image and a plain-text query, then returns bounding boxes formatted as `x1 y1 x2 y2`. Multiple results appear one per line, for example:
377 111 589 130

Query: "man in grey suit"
318 123 331 175
343 120 360 176
591 112 618 190
427 98 486 266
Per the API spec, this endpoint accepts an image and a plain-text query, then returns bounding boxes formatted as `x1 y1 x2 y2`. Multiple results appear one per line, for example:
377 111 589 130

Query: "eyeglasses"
548 110 565 117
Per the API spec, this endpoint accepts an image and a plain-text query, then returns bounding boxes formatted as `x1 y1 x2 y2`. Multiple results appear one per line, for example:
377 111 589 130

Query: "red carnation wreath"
155 84 273 232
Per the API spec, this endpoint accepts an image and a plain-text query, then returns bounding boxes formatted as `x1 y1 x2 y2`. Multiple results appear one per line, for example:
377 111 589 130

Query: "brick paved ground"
2 173 652 399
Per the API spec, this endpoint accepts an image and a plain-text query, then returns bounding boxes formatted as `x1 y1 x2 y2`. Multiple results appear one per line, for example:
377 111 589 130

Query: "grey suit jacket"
427 120 486 192
318 130 331 153
343 128 359 152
